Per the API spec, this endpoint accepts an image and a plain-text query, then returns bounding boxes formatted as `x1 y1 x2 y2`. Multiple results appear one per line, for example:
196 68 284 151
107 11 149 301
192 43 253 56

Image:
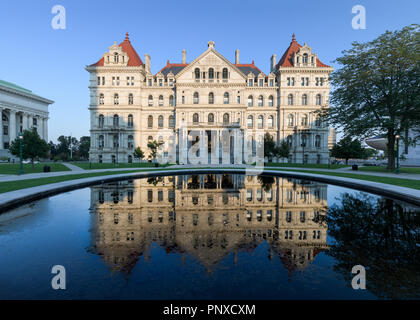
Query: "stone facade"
0 80 53 159
86 34 334 164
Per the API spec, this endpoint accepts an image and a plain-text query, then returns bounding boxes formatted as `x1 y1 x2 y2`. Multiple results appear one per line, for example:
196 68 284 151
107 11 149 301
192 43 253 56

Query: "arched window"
128 114 133 127
315 135 321 148
128 93 133 105
268 95 274 107
209 92 214 104
193 92 199 104
113 134 119 148
128 135 134 149
301 114 308 126
194 68 200 79
302 54 308 64
316 94 322 105
268 115 274 128
148 95 153 106
223 113 229 124
193 113 199 124
258 95 264 107
247 115 253 128
158 115 164 128
257 115 264 129
224 92 229 104
169 95 174 106
159 95 164 106
98 114 104 128
114 52 119 63
248 95 253 107
99 93 104 105
288 94 293 105
315 115 322 127
147 115 153 128
208 113 214 124
113 114 119 127
222 68 228 79
302 94 307 105
98 135 104 149
169 115 175 128
148 136 153 141
287 114 294 126
114 93 119 105
208 68 214 79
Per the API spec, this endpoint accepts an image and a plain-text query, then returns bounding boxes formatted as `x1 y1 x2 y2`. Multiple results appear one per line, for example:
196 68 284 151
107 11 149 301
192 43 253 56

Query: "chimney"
235 49 240 64
271 54 277 72
182 49 186 64
145 54 151 73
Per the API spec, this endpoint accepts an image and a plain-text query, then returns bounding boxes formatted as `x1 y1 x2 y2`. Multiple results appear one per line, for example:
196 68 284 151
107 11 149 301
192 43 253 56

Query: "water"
0 174 419 300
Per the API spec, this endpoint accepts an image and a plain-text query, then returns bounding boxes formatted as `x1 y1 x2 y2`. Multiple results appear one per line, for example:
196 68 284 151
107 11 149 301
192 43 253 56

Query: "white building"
0 80 53 159
86 33 334 164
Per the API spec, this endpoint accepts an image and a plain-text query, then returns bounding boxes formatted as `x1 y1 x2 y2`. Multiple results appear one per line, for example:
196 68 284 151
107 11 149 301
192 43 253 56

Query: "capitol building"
86 33 335 164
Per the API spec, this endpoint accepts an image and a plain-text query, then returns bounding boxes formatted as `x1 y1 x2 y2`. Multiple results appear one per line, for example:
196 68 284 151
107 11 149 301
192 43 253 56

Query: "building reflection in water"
88 174 328 275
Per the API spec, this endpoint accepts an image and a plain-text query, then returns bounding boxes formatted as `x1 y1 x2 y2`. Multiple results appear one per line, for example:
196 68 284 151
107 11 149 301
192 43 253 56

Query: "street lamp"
18 132 23 175
395 135 400 174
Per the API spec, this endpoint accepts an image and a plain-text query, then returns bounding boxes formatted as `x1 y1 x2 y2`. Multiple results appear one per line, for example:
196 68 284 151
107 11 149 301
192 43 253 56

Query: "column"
37 116 44 140
0 107 3 150
9 110 17 142
22 112 28 130
28 114 33 130
43 117 48 141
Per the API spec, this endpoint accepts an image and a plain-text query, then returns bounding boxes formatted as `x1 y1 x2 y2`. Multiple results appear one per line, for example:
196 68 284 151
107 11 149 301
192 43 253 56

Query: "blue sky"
0 0 418 142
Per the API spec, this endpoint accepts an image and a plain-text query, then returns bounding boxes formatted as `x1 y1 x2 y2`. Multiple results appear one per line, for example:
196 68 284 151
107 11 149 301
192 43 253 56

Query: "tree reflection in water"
327 192 420 299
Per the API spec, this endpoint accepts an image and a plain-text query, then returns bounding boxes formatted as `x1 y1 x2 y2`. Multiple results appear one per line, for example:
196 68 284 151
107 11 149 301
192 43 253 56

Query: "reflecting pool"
0 174 419 299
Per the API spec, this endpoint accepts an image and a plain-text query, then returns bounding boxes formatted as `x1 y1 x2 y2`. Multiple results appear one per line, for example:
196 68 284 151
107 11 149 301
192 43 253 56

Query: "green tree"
133 146 144 163
330 136 365 164
263 133 277 161
147 140 164 161
78 136 90 160
276 140 291 160
9 129 49 169
320 24 420 170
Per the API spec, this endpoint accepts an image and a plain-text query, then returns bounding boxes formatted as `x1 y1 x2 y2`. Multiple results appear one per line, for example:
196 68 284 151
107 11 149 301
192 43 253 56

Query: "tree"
330 136 365 164
147 140 164 161
78 136 90 160
263 133 277 161
9 129 49 169
276 140 291 160
320 24 420 170
133 147 144 163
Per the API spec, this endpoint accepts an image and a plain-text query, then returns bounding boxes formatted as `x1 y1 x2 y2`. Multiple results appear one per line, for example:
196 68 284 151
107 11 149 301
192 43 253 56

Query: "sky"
0 0 419 142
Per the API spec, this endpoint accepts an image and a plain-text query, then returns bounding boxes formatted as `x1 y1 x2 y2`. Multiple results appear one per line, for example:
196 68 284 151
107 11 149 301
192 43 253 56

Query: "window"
128 93 133 105
169 115 175 128
258 95 263 107
248 79 253 87
159 95 163 106
258 79 263 87
222 68 228 79
194 68 200 79
237 95 240 104
128 114 133 127
248 95 253 107
287 94 293 105
247 115 253 128
159 79 163 87
288 114 294 126
128 135 134 149
113 114 119 127
223 113 229 124
113 134 119 148
315 135 321 148
208 113 214 124
315 115 322 127
269 79 274 87
158 115 164 128
99 93 104 105
302 94 307 105
114 93 119 105
193 113 199 124
148 95 153 106
268 95 274 106
209 92 214 104
301 134 307 147
208 68 214 79
223 92 229 104
301 114 308 126
287 77 295 86
98 114 104 128
246 189 253 201
169 95 174 106
114 52 119 63
193 92 199 104
268 116 274 128
257 115 263 129
182 96 185 104
303 53 308 64
98 135 104 149
316 94 322 105
97 77 100 85
147 115 153 128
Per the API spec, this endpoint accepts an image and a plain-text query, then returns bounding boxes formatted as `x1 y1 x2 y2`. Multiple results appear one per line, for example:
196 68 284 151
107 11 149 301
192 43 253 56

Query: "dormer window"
303 53 308 64
114 52 119 63
248 79 253 87
269 79 274 87
159 79 163 87
195 68 200 79
258 79 263 87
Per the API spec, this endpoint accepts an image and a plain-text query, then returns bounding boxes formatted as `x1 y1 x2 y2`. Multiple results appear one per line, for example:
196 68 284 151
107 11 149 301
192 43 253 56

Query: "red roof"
277 34 330 68
90 33 143 67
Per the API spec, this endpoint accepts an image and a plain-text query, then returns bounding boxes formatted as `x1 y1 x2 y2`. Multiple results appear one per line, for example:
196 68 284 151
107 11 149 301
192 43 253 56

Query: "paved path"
62 162 85 171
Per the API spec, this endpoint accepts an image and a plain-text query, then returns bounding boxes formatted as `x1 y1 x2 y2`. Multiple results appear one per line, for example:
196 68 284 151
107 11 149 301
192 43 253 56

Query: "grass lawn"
265 163 348 169
359 166 420 174
72 162 171 170
0 163 71 175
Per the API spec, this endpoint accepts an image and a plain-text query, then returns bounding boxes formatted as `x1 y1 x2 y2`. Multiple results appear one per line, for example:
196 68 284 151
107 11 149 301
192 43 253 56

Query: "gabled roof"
90 33 143 67
234 61 264 77
156 60 188 77
277 34 330 68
